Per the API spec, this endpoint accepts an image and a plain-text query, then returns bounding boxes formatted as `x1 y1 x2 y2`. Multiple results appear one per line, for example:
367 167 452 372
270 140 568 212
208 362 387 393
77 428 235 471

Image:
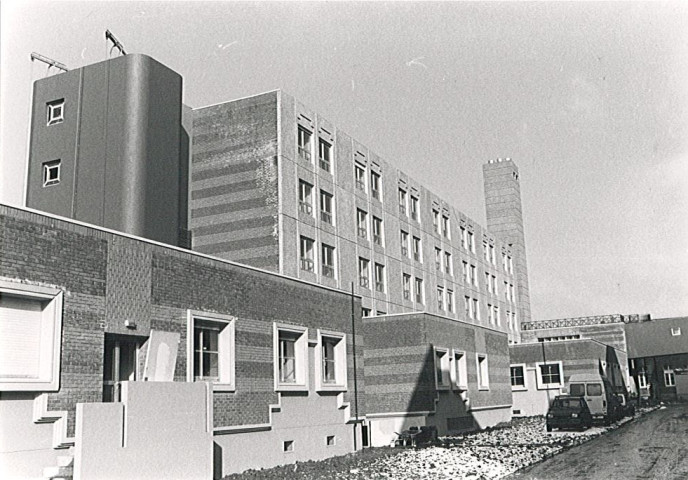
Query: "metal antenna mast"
105 30 127 57
30 52 69 75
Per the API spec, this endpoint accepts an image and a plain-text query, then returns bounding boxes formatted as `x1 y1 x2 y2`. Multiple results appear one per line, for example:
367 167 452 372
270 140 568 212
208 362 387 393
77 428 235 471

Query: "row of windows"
299 180 334 225
297 126 333 173
510 362 563 390
299 237 335 278
191 311 348 393
435 349 489 390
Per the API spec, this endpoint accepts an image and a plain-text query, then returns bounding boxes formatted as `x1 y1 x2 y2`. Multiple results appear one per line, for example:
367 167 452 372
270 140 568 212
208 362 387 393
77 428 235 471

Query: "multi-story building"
191 91 530 343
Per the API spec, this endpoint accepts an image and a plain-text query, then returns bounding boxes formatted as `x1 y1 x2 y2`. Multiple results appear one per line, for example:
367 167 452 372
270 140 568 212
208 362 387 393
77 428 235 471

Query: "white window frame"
320 190 334 225
299 236 315 272
434 347 451 390
372 216 384 246
446 289 454 313
451 349 468 390
316 329 347 392
535 361 564 390
510 363 527 391
370 171 381 200
354 163 367 192
476 353 490 390
0 281 63 391
298 180 313 216
321 243 336 278
318 138 332 172
46 99 65 126
414 277 424 304
374 263 385 293
637 370 648 388
359 257 370 289
356 209 368 239
274 323 309 392
400 230 409 257
297 126 312 162
664 366 676 387
42 160 61 187
186 310 236 392
671 327 681 336
410 195 419 221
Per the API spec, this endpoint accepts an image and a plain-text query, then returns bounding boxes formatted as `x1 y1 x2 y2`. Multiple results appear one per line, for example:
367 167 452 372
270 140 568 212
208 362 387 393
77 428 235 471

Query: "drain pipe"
351 282 360 450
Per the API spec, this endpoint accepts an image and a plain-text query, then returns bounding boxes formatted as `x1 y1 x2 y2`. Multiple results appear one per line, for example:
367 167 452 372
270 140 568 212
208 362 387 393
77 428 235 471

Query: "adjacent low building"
364 312 511 446
509 339 628 417
0 204 365 479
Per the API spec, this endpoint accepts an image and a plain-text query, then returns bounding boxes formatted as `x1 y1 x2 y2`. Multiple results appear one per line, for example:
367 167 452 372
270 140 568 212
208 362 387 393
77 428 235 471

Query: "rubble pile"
335 417 610 480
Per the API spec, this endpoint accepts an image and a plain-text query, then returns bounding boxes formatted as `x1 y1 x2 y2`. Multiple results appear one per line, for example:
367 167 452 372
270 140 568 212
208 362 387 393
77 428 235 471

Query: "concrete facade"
363 312 511 446
509 340 628 417
26 54 190 248
191 91 528 344
0 204 364 478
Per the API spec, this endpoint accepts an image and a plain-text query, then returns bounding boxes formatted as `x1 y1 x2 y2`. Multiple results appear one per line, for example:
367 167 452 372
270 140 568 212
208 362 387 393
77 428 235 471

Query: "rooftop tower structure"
483 158 531 341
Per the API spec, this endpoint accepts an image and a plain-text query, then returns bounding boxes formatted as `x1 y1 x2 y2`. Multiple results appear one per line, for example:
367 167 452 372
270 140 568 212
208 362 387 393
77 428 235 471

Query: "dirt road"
508 404 688 480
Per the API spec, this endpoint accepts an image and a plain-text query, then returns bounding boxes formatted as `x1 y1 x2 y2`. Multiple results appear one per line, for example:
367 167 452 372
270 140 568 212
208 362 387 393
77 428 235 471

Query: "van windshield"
569 384 585 396
553 398 582 408
587 384 603 396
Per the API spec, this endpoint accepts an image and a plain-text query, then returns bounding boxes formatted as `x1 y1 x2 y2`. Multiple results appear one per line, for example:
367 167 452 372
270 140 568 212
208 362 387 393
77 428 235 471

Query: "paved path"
508 404 688 480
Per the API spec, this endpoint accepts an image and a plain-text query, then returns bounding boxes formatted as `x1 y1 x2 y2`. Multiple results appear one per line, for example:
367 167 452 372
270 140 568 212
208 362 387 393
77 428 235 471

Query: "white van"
567 373 622 425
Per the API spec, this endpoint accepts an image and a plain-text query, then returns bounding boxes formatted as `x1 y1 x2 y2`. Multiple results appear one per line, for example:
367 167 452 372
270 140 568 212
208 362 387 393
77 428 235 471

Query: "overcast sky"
2 1 687 321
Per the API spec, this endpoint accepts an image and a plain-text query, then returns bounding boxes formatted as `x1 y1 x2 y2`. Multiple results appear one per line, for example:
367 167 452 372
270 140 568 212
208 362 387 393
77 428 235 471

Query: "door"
103 334 144 402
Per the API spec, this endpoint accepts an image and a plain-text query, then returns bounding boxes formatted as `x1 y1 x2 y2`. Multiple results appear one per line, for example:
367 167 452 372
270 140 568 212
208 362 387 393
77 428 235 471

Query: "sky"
1 1 687 321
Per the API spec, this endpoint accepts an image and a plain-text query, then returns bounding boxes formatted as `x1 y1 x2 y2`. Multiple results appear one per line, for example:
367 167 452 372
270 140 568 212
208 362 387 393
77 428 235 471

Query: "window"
362 307 371 318
319 138 332 171
434 348 450 389
473 298 480 321
370 171 381 200
510 365 525 388
400 230 409 257
536 362 563 389
275 324 308 390
410 196 419 221
452 350 467 390
508 256 513 274
414 277 424 304
42 160 61 187
412 236 421 262
490 245 496 265
299 236 314 272
358 258 370 288
504 282 509 301
432 210 440 234
46 99 64 126
437 286 444 310
495 306 500 326
485 272 492 293
510 284 516 302
374 263 385 293
298 180 313 216
283 440 294 452
356 209 368 239
326 435 336 446
317 330 347 391
321 244 335 278
503 252 509 271
483 241 490 262
464 296 472 319
0 282 63 391
187 311 236 391
444 252 452 275
664 366 676 387
435 247 442 271
442 216 450 239
460 226 468 250
446 290 454 313
320 190 333 224
372 216 384 246
477 354 489 390
672 327 682 336
402 273 411 300
488 303 494 324
468 231 475 253
470 265 477 286
506 310 512 330
297 126 312 162
354 164 366 191
462 261 469 284
398 188 407 215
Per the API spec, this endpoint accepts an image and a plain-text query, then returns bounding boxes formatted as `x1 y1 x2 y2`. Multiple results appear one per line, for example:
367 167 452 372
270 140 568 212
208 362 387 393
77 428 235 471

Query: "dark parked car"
394 425 438 447
546 395 593 432
616 394 636 417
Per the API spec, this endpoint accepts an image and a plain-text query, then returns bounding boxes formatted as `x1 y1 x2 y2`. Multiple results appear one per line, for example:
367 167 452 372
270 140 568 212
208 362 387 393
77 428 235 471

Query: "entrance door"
103 334 144 402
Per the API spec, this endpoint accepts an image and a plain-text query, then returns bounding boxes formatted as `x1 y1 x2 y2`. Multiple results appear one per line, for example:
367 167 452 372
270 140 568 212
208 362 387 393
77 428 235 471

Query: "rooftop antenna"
30 52 69 75
105 29 127 57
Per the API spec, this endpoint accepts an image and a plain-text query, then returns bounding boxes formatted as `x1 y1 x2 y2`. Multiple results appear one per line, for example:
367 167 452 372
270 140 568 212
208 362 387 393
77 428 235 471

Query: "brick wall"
0 205 363 435
190 92 280 270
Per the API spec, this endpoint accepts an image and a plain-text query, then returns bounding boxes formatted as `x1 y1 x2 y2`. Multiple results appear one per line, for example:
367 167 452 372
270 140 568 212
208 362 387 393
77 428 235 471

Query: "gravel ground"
228 407 658 480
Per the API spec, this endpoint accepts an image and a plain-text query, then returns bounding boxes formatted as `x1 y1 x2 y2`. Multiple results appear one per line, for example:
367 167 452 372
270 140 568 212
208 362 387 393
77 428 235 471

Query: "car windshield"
587 384 603 396
553 398 581 408
569 384 585 396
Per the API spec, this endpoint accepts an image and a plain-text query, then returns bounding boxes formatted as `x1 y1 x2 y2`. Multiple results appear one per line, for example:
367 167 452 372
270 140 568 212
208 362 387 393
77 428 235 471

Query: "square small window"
511 364 526 389
42 160 61 187
326 435 336 446
671 327 681 336
283 440 294 452
536 361 563 389
46 99 64 126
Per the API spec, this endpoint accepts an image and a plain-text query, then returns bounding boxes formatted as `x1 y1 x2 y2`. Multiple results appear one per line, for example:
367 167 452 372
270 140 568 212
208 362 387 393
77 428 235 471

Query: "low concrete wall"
0 393 61 480
74 381 212 480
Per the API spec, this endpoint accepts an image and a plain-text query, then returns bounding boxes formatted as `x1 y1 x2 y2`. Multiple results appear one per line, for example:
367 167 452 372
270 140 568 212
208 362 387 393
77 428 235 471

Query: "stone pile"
334 416 626 480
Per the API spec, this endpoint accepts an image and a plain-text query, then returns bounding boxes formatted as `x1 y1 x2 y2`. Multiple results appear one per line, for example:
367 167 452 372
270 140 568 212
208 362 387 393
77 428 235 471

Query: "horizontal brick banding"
191 197 269 218
191 178 260 200
194 235 277 255
191 215 275 237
